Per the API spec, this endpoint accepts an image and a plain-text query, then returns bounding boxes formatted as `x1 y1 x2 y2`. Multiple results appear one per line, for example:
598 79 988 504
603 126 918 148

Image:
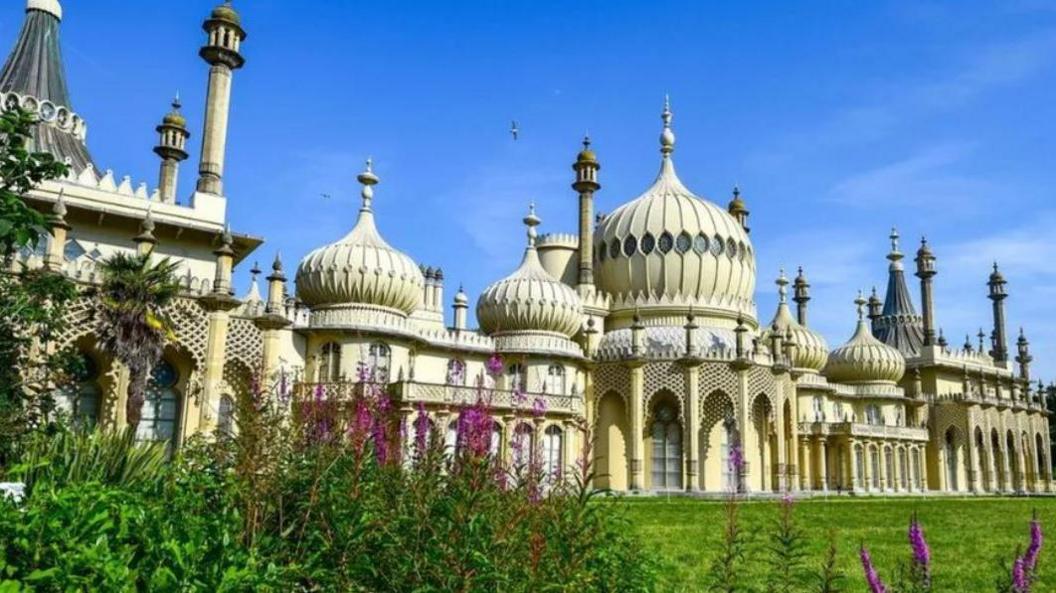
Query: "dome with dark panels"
824 294 906 385
759 271 828 373
477 205 583 337
296 160 424 315
594 99 755 324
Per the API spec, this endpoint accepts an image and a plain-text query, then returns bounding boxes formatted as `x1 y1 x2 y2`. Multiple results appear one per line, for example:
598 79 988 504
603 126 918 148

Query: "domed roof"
594 98 755 323
824 294 906 385
760 271 828 372
477 205 583 337
161 98 186 128
296 160 424 315
210 2 241 25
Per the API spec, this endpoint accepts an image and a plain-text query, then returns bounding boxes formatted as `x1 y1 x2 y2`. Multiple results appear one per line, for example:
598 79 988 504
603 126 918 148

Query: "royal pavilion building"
5 0 1053 495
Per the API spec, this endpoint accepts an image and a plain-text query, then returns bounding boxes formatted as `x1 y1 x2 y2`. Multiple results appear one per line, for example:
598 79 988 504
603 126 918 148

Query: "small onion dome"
454 285 469 307
727 186 748 217
576 135 598 164
210 1 241 25
296 159 424 314
989 262 1005 285
477 204 583 337
824 293 906 385
162 97 187 128
760 271 828 372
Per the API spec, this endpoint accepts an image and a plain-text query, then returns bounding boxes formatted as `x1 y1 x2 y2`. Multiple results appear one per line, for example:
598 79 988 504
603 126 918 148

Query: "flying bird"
510 121 519 140
320 193 332 200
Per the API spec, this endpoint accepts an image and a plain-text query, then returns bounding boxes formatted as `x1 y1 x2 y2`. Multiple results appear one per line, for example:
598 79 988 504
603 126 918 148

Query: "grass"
615 495 1056 592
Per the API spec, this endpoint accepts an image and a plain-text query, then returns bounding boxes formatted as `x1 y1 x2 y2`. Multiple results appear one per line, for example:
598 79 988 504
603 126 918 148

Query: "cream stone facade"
7 1 1052 494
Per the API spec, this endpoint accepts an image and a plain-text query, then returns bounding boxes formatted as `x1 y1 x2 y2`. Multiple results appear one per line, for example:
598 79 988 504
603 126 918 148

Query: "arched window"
490 421 502 458
217 395 235 437
650 402 682 490
899 449 909 490
720 418 737 491
507 363 526 393
446 359 466 385
870 447 881 489
445 420 458 454
368 343 391 382
543 425 563 478
855 445 865 489
545 364 566 395
513 422 535 466
319 342 341 382
865 405 882 426
55 354 101 427
811 396 824 421
884 447 894 490
138 360 180 443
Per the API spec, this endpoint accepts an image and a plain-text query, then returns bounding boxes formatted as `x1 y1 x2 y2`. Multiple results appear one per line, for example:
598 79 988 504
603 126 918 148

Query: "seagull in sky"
510 120 519 140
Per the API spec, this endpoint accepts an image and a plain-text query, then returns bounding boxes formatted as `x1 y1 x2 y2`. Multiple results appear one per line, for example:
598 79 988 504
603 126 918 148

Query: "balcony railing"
294 380 582 415
799 421 930 442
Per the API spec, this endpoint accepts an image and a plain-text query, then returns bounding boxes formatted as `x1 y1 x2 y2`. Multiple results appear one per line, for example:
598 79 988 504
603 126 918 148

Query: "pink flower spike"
860 546 887 593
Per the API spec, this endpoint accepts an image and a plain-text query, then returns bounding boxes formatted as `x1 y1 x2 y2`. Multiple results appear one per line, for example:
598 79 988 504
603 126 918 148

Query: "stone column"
683 363 701 491
847 439 859 492
800 438 813 491
775 396 787 493
818 439 829 491
966 429 979 493
628 363 645 490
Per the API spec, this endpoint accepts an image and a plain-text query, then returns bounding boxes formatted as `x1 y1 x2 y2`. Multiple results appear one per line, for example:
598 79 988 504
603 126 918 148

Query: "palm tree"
94 251 181 431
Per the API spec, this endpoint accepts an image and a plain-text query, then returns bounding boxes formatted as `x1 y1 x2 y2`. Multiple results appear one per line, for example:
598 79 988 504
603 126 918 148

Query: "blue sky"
7 1 1056 378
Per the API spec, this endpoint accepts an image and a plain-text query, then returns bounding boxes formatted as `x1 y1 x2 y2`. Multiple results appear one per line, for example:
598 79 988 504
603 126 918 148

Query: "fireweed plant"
707 442 749 593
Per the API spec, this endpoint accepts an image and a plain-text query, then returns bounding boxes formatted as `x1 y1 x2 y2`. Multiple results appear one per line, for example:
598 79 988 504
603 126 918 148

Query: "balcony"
294 380 582 416
799 421 930 442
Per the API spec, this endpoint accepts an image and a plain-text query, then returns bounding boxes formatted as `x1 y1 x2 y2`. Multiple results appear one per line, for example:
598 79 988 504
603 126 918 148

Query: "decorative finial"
523 202 541 248
251 260 261 277
357 157 379 211
272 252 283 272
172 93 182 111
776 269 789 303
142 206 156 233
660 95 675 156
52 187 67 218
583 134 591 150
855 290 867 320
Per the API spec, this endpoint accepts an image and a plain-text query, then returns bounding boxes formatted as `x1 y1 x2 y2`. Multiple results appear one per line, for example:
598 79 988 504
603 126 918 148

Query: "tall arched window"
650 402 682 490
507 363 526 393
513 422 535 466
446 359 466 385
899 449 909 490
368 343 391 382
871 447 881 489
884 447 894 490
945 430 959 490
546 364 566 395
543 425 563 478
138 360 180 443
445 420 458 454
490 421 502 458
319 342 341 382
720 418 737 491
55 354 101 427
855 445 865 489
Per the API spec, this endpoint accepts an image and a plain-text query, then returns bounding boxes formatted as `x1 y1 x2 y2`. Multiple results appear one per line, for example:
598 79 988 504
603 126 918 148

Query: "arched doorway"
648 396 683 491
137 359 181 443
700 390 736 492
992 429 1007 490
1007 431 1020 492
595 391 628 491
944 428 960 491
749 394 773 492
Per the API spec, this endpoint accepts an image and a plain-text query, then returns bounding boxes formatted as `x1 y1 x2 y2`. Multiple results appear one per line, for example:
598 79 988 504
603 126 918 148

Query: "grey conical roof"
873 230 924 356
0 3 95 173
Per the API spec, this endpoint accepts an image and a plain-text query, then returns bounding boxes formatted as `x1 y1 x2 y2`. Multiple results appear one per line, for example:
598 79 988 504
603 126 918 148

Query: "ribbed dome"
477 206 583 337
210 2 241 25
296 161 424 315
824 296 906 385
760 273 828 372
594 100 755 323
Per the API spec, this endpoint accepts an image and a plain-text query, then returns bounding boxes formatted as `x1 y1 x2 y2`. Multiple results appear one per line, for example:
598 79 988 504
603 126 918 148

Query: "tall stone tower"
196 2 246 195
154 97 190 204
572 136 600 292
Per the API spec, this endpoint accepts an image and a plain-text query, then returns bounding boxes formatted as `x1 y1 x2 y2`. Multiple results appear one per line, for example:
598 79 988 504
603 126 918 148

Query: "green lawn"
616 495 1055 592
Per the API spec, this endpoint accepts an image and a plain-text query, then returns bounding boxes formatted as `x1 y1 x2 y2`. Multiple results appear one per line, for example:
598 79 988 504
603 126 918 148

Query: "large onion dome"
824 293 906 385
760 271 828 372
594 98 755 324
296 160 424 315
477 205 583 337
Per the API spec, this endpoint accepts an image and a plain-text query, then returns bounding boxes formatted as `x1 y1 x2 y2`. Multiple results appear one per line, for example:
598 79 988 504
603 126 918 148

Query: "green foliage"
815 530 846 593
92 251 181 430
9 427 169 496
0 107 68 253
766 498 808 593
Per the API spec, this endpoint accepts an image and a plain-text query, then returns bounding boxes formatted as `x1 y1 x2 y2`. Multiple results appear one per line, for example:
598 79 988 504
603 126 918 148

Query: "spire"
875 227 925 355
793 266 810 326
728 185 750 232
660 95 675 157
776 268 789 304
524 202 541 248
1 0 95 173
357 157 379 212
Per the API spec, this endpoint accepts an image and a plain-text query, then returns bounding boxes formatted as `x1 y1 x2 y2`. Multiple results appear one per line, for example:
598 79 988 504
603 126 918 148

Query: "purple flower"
1025 518 1043 572
728 443 745 474
909 515 931 584
531 397 547 418
413 402 430 460
485 353 504 378
1012 557 1028 592
860 546 887 593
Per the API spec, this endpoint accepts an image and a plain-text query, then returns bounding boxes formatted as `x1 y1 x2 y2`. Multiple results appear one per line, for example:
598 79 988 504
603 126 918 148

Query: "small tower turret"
987 262 1009 363
44 190 70 272
572 135 600 291
452 285 469 331
914 237 937 346
196 2 246 195
867 287 882 331
727 186 750 233
154 96 190 204
265 253 286 316
792 266 810 326
1016 328 1032 382
212 226 235 296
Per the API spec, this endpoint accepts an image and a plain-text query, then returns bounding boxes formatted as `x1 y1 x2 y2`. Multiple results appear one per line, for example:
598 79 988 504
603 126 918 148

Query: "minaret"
987 262 1009 364
792 266 810 326
195 2 246 195
154 97 190 204
1015 328 1032 382
728 186 750 233
914 237 937 346
452 285 469 331
572 135 600 291
867 287 882 331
